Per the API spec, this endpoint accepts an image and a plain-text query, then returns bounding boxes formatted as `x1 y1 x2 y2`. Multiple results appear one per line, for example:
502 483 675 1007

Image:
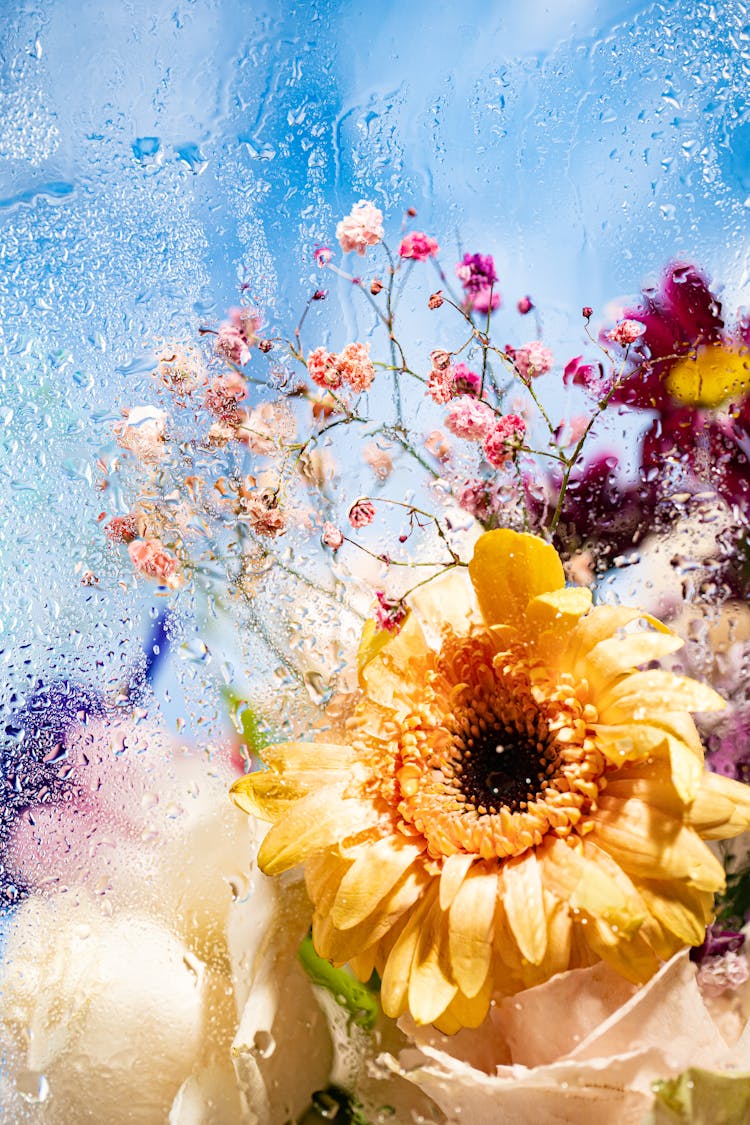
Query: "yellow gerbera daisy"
231 530 750 1032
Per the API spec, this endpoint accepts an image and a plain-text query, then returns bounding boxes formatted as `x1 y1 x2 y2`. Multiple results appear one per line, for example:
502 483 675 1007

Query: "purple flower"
456 253 501 313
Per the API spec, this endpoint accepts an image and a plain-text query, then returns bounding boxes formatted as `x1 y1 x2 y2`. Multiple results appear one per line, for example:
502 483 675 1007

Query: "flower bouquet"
3 200 750 1124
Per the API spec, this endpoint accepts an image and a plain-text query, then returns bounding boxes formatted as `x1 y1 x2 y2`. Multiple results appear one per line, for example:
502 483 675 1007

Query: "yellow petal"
357 616 399 677
687 770 750 839
432 971 494 1033
331 836 424 929
598 669 725 723
583 631 684 694
262 740 356 775
584 917 660 984
439 851 475 911
525 586 593 658
359 612 431 709
637 879 713 945
315 866 428 963
409 566 483 643
567 605 664 672
602 734 703 806
257 789 378 876
448 863 497 998
539 837 644 935
665 342 750 408
590 795 725 892
468 529 564 629
409 890 458 1025
500 852 548 965
230 770 307 820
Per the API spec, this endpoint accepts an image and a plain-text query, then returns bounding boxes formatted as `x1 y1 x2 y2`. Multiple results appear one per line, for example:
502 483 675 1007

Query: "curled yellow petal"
468 529 564 628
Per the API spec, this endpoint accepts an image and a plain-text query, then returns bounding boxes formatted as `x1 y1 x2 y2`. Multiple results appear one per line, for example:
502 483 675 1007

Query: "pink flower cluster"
398 231 439 261
483 413 527 468
204 371 247 420
607 318 646 347
336 200 384 256
514 341 554 379
128 539 180 586
454 477 502 523
307 342 375 393
456 252 501 314
445 396 495 440
374 591 408 633
215 307 263 366
427 360 481 404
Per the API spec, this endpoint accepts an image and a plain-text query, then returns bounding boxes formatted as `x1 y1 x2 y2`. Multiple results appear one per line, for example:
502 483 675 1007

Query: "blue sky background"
1 0 749 725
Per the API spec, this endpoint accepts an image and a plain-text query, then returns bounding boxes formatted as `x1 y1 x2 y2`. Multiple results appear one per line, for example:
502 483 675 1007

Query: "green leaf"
651 1068 750 1124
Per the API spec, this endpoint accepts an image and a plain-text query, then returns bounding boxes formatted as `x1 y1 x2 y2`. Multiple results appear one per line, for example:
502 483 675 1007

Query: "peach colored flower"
114 406 167 464
445 395 495 440
128 538 181 587
349 498 376 528
336 200 384 256
363 442 393 480
322 522 344 550
339 341 375 393
399 232 440 261
307 346 343 390
515 341 554 379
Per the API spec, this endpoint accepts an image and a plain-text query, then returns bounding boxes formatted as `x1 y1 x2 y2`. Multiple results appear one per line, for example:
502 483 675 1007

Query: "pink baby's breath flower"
483 413 527 468
349 498 376 528
114 406 167 464
322 522 344 550
517 296 534 315
215 324 251 366
452 362 481 397
427 366 455 404
515 341 554 380
336 200 384 256
607 318 647 347
314 245 332 267
307 346 343 390
204 371 247 419
454 477 501 523
238 487 286 538
582 305 593 319
128 539 180 586
339 341 375 393
398 231 440 261
430 349 452 371
104 514 138 544
445 395 495 441
374 591 408 633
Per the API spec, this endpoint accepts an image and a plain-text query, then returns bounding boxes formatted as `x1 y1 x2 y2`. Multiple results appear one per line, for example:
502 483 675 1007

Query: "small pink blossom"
456 253 501 313
307 346 343 390
349 498 376 528
483 413 527 468
314 245 332 267
607 318 647 346
430 348 452 371
556 415 590 448
517 296 534 315
515 341 554 379
398 231 440 261
696 951 750 998
204 371 247 419
454 478 501 522
445 396 495 441
114 406 167 464
338 341 375 392
425 430 451 462
335 200 384 256
105 514 138 544
374 591 408 633
238 487 286 538
128 539 180 586
370 278 384 295
428 290 444 310
427 366 455 404
322 522 344 550
215 324 251 366
582 305 593 319
452 362 481 397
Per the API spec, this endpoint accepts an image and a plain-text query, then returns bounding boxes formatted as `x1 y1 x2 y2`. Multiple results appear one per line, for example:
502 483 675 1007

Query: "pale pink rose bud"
370 278 384 295
582 305 593 319
349 498 376 528
430 348 452 371
322 522 344 550
517 296 534 315
515 341 554 380
335 200 384 256
428 290 444 310
445 396 495 441
607 318 646 346
128 539 179 586
258 339 273 353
